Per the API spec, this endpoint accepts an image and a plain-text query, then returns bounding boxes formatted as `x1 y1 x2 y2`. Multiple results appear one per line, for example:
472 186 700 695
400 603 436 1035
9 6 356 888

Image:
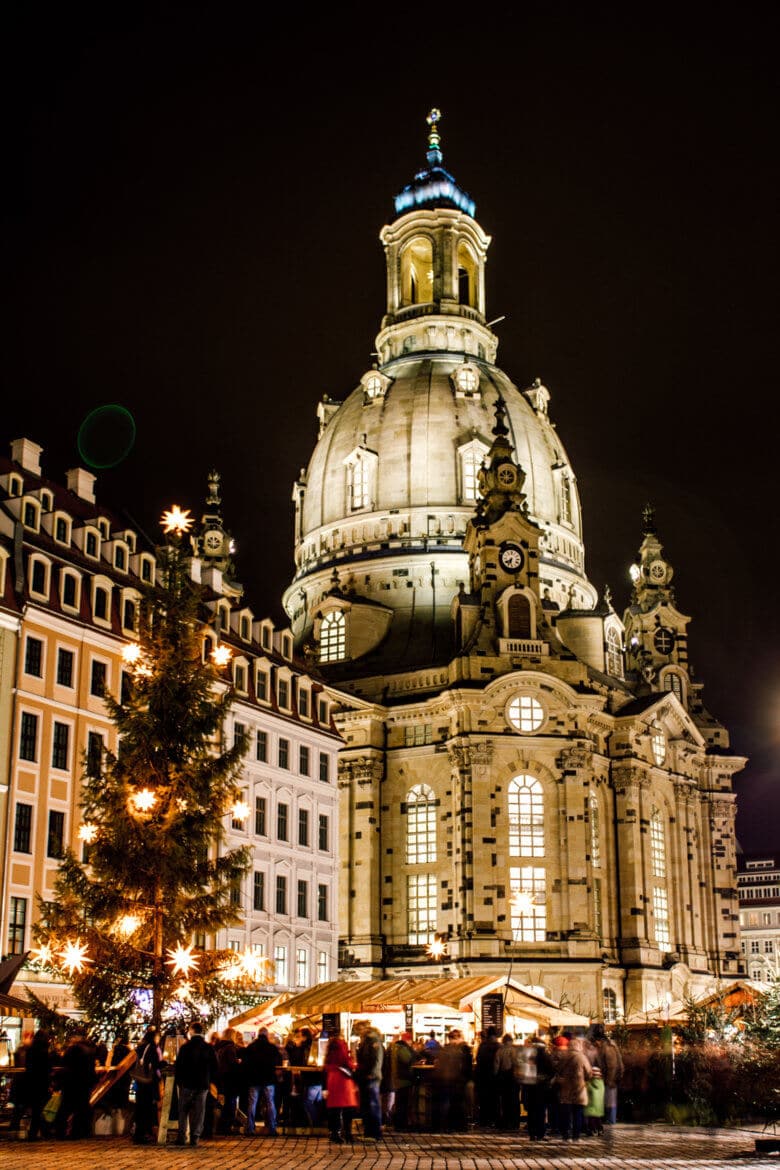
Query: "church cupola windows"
400 236 434 306
506 694 544 733
457 437 488 502
456 241 477 307
452 362 481 398
560 473 572 525
319 610 346 663
344 446 377 513
361 369 391 402
606 626 623 678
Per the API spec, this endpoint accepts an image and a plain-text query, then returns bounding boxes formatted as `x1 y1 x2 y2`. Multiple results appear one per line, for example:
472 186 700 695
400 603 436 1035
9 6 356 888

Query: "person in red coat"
324 1033 359 1144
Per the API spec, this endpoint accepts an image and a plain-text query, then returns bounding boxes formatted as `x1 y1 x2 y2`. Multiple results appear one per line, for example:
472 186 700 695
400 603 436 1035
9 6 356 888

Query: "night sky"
3 7 778 851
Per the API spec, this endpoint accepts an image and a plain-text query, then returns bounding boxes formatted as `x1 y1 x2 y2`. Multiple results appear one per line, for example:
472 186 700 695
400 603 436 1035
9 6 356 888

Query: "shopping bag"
42 1090 62 1124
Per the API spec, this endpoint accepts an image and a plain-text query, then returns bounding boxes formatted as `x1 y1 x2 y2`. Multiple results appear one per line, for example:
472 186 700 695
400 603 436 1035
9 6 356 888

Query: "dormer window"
122 597 137 632
240 615 251 642
93 583 111 623
140 555 154 583
344 447 377 513
458 437 488 503
8 474 23 497
282 634 292 660
278 676 290 709
114 545 127 571
361 369 391 402
54 515 70 544
453 363 481 398
256 667 269 702
320 610 347 663
40 489 53 512
23 501 40 530
61 571 80 611
98 518 110 539
85 530 99 559
233 660 248 693
261 625 272 651
298 686 310 718
29 556 49 598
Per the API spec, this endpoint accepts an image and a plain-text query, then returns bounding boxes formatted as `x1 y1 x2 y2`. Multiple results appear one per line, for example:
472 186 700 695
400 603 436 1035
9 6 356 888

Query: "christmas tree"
32 507 262 1034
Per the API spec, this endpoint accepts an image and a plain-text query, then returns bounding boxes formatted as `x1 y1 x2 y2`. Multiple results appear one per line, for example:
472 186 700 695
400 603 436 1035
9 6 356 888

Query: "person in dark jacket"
432 1029 473 1133
243 1027 283 1136
133 1026 162 1145
105 1032 133 1113
355 1021 384 1140
174 1020 219 1147
389 1032 416 1131
474 1026 501 1128
55 1029 98 1139
215 1027 243 1134
25 1029 53 1141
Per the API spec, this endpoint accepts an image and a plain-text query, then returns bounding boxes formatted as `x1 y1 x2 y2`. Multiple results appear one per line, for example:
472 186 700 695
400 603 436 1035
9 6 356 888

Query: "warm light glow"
211 644 232 667
629 562 641 583
130 788 157 813
511 889 535 916
122 642 142 665
117 913 141 936
60 938 92 974
78 822 97 843
161 505 194 535
231 799 250 822
30 943 54 965
426 938 447 960
166 943 199 977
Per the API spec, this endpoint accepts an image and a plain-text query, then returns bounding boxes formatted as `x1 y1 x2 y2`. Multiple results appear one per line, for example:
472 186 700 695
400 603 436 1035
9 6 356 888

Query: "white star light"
165 943 199 977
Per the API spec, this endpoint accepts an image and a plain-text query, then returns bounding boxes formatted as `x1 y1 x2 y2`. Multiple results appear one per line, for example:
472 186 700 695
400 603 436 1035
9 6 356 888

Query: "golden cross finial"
426 108 442 157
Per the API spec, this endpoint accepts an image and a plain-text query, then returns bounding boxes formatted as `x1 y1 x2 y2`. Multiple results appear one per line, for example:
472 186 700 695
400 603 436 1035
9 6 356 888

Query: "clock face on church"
203 529 224 555
499 541 525 573
497 463 518 489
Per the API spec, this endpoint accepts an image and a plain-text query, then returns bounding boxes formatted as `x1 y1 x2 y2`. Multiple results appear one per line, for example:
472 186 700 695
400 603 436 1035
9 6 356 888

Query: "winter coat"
174 1034 219 1092
324 1038 359 1110
597 1038 624 1089
356 1027 384 1082
215 1039 243 1094
556 1046 593 1106
242 1033 283 1086
390 1040 416 1090
475 1035 501 1084
494 1039 521 1078
434 1040 472 1087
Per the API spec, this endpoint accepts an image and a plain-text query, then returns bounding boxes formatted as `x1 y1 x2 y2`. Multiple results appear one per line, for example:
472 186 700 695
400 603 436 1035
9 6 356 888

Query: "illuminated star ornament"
161 505 194 535
30 943 54 965
426 938 447 960
130 788 157 814
166 943 199 977
78 822 97 843
60 939 92 974
211 644 232 667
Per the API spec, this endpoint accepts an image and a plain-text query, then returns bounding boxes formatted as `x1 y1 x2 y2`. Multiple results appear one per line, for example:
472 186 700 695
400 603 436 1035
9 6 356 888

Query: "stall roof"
0 990 30 1018
232 976 588 1030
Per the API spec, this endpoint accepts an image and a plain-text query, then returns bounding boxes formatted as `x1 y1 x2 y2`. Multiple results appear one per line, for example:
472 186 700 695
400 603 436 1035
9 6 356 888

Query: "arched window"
590 792 601 869
507 593 532 639
650 806 671 952
406 784 437 864
560 474 572 524
606 627 623 678
602 987 618 1023
508 775 544 857
320 611 346 662
663 671 684 703
457 241 477 307
650 808 666 878
400 237 433 305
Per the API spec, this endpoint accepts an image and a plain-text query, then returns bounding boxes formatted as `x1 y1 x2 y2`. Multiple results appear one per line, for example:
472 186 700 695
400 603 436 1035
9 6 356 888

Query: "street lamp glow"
166 943 199 977
60 938 92 974
161 505 194 535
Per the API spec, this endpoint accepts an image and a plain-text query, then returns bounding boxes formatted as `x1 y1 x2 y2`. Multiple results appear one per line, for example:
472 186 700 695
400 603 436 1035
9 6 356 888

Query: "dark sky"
3 5 778 851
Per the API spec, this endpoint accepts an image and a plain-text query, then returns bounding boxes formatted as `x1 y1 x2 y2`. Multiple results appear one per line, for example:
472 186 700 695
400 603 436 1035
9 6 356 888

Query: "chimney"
65 467 96 504
10 438 43 475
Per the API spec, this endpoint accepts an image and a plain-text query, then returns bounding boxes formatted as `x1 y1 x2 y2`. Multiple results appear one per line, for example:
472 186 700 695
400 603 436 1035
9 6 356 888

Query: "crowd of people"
5 1018 624 1145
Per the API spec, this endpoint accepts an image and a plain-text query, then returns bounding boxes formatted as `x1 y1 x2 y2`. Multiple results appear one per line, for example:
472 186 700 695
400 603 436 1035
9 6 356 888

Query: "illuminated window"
274 944 288 985
7 897 27 954
664 672 684 702
347 455 370 511
650 808 666 878
406 784 437 864
651 725 666 766
455 364 479 394
317 951 329 982
606 627 623 677
407 873 437 944
510 867 546 942
400 236 433 305
653 886 671 951
594 876 603 937
296 948 309 987
507 695 544 733
405 724 432 746
363 371 386 399
590 792 601 869
508 775 544 856
560 474 572 524
458 438 488 502
603 987 618 1023
456 242 477 307
320 611 346 662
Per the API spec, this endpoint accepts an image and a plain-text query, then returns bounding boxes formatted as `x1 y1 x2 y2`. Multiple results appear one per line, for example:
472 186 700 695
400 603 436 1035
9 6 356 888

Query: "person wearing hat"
389 1032 416 1131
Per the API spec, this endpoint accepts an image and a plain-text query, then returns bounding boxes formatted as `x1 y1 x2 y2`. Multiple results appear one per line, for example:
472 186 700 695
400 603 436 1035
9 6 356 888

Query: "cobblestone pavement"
1 1125 778 1169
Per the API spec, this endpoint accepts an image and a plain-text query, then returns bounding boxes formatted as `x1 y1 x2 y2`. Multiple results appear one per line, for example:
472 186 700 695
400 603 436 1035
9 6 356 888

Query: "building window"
115 546 126 570
47 810 65 859
594 876 603 937
274 945 288 986
560 474 572 524
318 699 329 724
56 647 74 687
589 791 601 868
254 796 267 836
256 730 267 762
141 557 153 582
650 808 666 878
458 440 487 502
90 660 107 697
317 883 328 921
297 879 308 918
765 940 774 954
278 678 290 709
750 939 760 955
319 753 329 783
407 874 437 944
277 802 289 841
506 695 544 733
651 725 666 766
62 573 78 608
606 627 623 677
122 598 136 630
508 775 544 857
86 731 104 778
320 610 347 662
510 866 547 942
653 886 671 951
14 803 32 852
52 722 70 770
85 531 98 558
318 814 329 852
346 455 370 511
299 745 310 776
405 724 432 747
24 501 39 528
317 951 329 982
94 586 109 620
278 738 289 769
7 897 27 954
296 948 309 987
231 794 247 831
30 558 47 595
298 808 310 847
664 672 684 702
24 636 43 677
253 871 265 912
19 712 38 761
276 874 287 914
298 688 309 718
603 987 618 1023
230 879 241 908
234 721 247 749
256 670 269 702
240 615 251 641
406 784 437 864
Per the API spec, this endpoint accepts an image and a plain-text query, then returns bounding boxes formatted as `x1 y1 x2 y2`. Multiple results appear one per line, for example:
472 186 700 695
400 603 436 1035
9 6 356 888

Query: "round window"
506 694 544 733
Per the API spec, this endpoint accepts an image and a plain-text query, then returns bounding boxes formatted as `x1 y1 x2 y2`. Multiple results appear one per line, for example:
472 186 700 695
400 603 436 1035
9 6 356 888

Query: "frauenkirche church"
283 112 744 1019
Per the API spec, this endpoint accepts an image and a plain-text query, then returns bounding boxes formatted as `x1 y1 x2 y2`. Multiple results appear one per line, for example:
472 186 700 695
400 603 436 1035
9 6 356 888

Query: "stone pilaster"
338 752 386 971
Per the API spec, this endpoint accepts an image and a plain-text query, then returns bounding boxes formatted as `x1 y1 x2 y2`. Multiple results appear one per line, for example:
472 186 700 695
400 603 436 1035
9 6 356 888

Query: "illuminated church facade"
283 112 744 1019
